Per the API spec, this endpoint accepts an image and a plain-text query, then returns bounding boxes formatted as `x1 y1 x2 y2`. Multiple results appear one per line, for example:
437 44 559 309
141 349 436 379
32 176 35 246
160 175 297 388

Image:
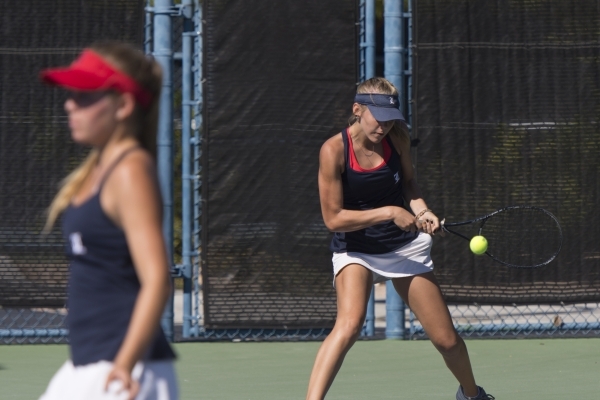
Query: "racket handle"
439 218 448 236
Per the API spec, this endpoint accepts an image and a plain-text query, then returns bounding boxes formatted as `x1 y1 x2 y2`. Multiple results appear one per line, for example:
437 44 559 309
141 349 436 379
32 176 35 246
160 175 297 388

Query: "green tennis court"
1 339 598 399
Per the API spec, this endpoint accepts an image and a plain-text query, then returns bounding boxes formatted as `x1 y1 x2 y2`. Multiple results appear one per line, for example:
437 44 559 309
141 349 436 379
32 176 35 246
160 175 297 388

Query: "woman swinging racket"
306 77 493 400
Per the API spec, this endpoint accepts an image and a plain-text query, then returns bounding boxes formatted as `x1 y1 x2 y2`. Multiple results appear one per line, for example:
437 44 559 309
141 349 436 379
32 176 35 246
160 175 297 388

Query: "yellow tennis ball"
470 235 488 255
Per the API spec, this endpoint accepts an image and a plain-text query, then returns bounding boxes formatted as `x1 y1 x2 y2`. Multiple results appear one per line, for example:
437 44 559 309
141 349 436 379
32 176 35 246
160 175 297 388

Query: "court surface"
1 338 598 399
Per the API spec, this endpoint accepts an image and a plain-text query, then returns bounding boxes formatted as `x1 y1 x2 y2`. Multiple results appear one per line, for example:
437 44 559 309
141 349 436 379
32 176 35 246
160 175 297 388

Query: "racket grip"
439 218 447 236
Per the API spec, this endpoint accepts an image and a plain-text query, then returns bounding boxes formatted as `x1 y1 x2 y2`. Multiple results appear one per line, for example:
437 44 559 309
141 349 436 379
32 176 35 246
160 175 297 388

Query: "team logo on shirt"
389 97 395 105
394 172 400 184
69 232 87 255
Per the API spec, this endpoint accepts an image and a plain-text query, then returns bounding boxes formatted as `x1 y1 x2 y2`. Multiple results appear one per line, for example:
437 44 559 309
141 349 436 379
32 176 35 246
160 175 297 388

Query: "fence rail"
2 0 599 344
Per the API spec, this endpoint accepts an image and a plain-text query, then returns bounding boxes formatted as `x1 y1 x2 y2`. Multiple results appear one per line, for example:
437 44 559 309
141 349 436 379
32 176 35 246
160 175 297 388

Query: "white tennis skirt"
332 232 434 285
39 359 178 400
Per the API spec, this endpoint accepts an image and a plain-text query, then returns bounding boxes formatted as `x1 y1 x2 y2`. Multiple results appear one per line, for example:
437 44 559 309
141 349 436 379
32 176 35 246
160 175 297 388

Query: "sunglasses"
67 91 112 107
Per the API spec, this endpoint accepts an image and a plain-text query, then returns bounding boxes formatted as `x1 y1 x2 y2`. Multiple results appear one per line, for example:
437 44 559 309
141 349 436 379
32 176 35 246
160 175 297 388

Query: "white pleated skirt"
39 359 178 400
332 232 434 285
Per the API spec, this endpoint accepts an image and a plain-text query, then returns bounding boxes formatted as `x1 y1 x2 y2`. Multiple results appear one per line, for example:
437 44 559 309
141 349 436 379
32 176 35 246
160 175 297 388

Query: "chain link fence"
3 0 600 344
0 0 144 344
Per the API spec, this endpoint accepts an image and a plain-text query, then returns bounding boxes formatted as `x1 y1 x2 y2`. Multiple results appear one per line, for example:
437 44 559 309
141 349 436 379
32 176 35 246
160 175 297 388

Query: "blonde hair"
44 41 162 232
349 77 411 149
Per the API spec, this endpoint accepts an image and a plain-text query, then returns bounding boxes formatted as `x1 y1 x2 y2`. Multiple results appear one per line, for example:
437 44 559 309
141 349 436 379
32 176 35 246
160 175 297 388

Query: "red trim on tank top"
347 129 392 172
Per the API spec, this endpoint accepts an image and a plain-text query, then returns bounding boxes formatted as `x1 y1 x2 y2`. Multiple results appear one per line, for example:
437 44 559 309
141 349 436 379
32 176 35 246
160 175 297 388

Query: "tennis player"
306 77 493 400
38 42 177 400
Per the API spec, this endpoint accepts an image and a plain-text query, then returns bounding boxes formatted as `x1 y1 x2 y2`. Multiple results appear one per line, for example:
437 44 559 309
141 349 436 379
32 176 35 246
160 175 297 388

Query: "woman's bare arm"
103 152 172 378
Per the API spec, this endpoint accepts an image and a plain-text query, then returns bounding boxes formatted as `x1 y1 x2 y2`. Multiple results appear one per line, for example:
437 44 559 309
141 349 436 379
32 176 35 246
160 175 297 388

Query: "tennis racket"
438 206 563 268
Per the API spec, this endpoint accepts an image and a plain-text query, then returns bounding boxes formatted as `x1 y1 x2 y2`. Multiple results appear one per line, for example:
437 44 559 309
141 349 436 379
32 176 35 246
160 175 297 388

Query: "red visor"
40 49 152 108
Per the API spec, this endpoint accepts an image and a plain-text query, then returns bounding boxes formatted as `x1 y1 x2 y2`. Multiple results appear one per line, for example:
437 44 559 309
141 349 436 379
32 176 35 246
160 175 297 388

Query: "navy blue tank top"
330 129 418 254
62 148 175 366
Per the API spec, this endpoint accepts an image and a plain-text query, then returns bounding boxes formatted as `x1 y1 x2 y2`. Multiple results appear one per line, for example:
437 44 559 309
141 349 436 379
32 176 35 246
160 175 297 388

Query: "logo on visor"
389 97 395 105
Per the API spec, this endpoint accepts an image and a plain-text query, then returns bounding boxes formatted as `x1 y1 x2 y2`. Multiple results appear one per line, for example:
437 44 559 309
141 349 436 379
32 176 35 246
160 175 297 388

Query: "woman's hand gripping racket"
438 206 563 268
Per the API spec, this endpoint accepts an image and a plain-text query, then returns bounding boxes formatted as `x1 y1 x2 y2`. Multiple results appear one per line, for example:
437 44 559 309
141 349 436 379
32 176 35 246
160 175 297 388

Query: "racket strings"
482 208 562 268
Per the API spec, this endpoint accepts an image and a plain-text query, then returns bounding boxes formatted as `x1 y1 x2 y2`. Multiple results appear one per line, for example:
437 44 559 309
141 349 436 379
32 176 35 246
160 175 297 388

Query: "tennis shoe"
456 386 495 400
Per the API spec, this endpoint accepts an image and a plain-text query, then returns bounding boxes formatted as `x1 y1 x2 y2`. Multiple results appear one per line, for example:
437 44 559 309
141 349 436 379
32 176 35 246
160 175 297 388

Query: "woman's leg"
392 272 479 397
306 264 373 400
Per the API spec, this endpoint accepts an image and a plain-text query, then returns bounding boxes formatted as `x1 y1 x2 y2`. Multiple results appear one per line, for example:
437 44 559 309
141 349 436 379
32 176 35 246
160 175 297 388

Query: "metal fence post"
406 1 416 336
365 0 377 337
145 4 152 55
181 0 194 339
359 0 376 82
406 0 413 128
191 0 203 337
360 0 377 337
384 0 406 340
154 0 175 342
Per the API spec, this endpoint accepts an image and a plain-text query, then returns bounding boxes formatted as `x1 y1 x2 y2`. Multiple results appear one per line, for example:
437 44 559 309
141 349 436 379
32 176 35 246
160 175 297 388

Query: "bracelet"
415 209 433 220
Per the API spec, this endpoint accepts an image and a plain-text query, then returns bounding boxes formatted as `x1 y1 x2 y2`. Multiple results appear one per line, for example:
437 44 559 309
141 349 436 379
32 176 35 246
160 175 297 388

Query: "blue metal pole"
365 0 377 337
363 287 375 337
181 0 194 339
407 0 413 127
384 0 406 340
145 2 152 55
365 0 376 80
385 280 404 339
154 0 174 342
385 0 405 111
359 0 376 82
358 0 366 81
191 0 203 337
360 0 377 338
